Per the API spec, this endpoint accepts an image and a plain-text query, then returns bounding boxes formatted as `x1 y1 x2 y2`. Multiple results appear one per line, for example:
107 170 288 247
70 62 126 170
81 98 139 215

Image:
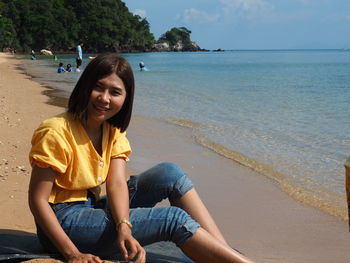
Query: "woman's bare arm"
28 166 101 263
106 158 146 263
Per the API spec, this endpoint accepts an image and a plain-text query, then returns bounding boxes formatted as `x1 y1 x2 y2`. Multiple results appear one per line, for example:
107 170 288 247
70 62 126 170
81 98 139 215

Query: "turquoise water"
21 50 350 218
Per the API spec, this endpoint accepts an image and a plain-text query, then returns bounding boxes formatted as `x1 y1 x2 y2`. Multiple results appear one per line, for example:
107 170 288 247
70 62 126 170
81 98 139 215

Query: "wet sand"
0 53 349 262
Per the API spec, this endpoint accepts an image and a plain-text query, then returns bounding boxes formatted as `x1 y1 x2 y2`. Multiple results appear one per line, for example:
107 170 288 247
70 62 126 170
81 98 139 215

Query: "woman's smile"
93 103 110 112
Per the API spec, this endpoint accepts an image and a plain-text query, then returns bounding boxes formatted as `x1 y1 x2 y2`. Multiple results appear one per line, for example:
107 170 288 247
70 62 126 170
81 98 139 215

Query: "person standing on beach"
75 42 83 72
28 53 257 263
30 50 36 60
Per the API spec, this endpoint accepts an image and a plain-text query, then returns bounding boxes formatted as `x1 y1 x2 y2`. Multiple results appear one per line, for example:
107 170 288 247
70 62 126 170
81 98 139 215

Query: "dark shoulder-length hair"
68 53 134 132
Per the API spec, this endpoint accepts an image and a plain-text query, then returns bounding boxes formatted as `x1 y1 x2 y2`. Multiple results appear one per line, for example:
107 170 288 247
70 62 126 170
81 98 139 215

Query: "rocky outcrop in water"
152 40 204 52
153 27 207 52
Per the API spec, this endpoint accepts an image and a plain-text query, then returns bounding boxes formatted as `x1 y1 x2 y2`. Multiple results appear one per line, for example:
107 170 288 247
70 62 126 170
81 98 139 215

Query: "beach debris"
17 165 26 172
40 49 53 56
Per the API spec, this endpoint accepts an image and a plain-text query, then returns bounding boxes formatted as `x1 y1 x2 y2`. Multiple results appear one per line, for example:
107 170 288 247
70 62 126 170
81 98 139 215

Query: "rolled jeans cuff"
173 220 200 247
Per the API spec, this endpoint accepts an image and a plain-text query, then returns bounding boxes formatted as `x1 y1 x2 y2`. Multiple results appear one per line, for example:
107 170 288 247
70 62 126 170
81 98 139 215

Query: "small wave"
163 113 348 220
194 135 347 220
163 118 347 219
163 118 204 129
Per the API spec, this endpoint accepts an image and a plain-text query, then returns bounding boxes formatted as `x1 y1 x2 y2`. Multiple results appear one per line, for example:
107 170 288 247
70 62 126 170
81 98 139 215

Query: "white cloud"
133 9 147 19
182 8 220 24
178 0 274 25
177 0 274 24
219 0 274 20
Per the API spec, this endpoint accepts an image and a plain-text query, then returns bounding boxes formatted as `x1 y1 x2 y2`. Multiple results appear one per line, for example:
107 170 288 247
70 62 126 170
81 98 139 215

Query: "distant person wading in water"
139 61 148 71
75 42 83 72
57 62 66 73
28 53 257 263
66 64 73 72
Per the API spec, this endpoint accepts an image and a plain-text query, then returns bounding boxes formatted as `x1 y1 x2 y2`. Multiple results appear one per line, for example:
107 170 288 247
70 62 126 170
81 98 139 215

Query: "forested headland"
0 0 203 53
0 0 155 53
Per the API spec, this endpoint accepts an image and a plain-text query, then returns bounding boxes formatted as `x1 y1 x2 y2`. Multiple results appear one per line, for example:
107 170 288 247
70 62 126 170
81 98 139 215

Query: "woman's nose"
99 91 110 102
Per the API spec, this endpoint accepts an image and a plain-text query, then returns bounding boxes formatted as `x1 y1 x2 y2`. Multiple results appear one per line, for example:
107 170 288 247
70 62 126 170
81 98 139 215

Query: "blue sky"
122 0 350 50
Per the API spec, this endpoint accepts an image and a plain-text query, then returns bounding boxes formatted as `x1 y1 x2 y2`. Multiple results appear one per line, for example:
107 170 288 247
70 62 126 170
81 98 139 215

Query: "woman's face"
87 73 127 126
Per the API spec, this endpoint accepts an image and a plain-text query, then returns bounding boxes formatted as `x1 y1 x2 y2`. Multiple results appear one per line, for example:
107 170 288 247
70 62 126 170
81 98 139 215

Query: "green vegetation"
158 27 192 46
156 27 202 51
0 0 155 52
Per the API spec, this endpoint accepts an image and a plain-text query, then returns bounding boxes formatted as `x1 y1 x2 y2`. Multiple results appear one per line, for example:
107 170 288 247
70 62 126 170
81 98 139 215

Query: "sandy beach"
1 52 350 262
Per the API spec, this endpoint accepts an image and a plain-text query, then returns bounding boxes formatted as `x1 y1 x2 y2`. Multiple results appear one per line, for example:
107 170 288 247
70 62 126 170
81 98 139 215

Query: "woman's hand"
117 224 146 263
66 252 102 263
106 159 145 262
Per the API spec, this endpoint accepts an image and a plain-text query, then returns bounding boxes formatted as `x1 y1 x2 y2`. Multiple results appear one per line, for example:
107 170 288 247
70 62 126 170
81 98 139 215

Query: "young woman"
28 53 257 263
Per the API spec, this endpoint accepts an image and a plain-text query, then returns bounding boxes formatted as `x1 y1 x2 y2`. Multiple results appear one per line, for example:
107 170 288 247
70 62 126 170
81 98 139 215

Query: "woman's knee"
130 163 195 207
153 162 183 179
152 162 194 201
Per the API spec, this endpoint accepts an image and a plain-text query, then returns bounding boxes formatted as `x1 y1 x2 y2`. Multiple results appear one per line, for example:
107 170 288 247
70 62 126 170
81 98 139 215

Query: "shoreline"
1 53 350 262
19 51 348 222
164 118 347 221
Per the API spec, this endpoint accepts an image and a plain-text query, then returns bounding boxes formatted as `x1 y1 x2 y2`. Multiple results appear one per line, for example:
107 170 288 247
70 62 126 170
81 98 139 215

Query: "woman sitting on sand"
28 53 256 263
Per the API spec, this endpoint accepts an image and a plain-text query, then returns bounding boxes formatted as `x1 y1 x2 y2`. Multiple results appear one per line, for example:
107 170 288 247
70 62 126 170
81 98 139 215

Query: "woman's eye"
112 89 121 96
94 85 103 91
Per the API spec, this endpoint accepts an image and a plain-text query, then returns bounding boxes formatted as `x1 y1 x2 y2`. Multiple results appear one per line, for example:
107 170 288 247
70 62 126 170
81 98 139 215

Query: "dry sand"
0 53 63 232
0 52 350 262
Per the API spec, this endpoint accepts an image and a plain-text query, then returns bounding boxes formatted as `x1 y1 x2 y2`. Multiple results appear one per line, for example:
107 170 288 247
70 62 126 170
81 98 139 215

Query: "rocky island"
152 27 207 52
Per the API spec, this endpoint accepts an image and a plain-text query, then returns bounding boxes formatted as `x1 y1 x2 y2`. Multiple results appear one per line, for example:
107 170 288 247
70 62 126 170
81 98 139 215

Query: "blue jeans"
37 162 200 258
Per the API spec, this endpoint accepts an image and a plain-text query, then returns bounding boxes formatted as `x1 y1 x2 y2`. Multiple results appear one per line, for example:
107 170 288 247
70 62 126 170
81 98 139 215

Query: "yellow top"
29 112 132 204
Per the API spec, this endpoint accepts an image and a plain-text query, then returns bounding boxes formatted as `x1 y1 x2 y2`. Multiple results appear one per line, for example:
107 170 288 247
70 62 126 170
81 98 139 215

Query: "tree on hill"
155 26 202 51
158 27 192 46
0 0 155 52
0 1 18 51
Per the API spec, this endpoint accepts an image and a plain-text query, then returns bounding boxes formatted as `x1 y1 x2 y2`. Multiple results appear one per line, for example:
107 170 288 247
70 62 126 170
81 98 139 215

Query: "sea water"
20 50 350 219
